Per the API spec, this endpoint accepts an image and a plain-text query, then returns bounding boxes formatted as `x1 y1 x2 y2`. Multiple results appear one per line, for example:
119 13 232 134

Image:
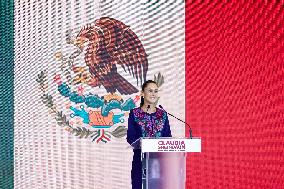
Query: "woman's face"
142 83 159 105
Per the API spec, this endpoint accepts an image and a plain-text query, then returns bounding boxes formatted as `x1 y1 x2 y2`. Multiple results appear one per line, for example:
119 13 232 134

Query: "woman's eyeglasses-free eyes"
145 89 159 94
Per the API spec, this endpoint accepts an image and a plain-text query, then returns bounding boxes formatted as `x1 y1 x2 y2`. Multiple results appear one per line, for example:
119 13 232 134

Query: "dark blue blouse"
127 107 172 189
127 107 172 145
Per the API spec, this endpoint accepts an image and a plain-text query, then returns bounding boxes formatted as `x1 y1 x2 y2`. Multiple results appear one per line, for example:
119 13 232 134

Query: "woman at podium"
127 80 172 189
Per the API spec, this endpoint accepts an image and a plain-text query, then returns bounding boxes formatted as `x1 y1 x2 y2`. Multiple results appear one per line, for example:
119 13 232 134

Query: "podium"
130 137 201 189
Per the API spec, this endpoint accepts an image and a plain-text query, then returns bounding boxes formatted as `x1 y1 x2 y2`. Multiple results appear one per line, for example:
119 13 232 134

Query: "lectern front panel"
142 152 186 189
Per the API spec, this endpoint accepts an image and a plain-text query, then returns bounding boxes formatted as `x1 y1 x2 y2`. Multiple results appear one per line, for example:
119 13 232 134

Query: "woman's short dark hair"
140 80 157 107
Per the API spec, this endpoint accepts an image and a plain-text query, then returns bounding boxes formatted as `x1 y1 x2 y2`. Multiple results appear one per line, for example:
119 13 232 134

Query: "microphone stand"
146 105 154 134
159 105 193 139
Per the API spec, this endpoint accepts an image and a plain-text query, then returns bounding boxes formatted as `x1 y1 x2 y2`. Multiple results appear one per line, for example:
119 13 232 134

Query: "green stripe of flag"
0 0 14 188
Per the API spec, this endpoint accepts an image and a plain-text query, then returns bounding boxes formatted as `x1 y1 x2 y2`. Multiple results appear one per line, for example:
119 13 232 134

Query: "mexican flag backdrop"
0 1 283 189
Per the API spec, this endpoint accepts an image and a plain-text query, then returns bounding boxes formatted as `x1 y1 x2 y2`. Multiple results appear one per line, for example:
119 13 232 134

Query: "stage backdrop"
14 1 185 189
0 1 283 189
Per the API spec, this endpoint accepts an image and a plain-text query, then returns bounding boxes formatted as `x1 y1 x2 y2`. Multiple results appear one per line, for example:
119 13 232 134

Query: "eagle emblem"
73 17 148 95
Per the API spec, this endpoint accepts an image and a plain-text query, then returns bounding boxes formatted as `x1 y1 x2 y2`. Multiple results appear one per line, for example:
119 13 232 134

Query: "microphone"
159 105 193 139
146 105 151 112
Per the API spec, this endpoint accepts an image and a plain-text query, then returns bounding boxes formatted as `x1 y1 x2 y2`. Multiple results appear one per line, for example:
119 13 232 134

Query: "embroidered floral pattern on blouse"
132 107 167 137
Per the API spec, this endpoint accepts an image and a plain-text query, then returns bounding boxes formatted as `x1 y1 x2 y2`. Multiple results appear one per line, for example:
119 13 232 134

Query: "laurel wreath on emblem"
36 70 132 143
